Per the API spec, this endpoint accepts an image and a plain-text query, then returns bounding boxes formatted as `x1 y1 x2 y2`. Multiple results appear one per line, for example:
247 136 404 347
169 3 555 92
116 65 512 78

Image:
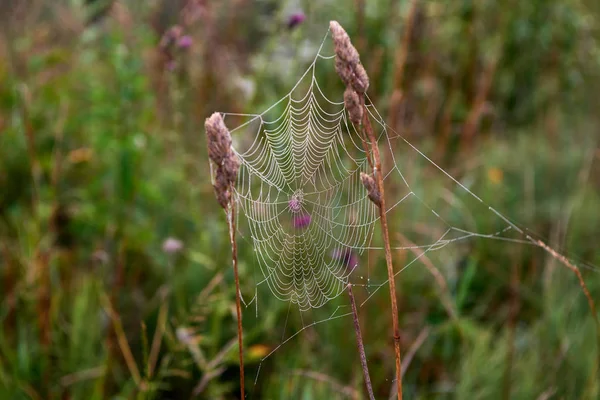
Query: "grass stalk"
347 283 375 400
361 98 403 400
227 194 245 399
530 237 600 387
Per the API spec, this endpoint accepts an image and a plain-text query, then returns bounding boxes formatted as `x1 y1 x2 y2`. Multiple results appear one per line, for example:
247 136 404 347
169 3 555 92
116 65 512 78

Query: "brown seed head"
213 167 232 209
329 21 359 66
344 87 363 125
360 172 381 207
351 63 369 93
222 152 240 184
205 112 232 165
330 20 370 93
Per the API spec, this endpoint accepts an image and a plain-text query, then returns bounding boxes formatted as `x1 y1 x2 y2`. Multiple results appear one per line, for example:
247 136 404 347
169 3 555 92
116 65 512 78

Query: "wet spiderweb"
214 28 596 389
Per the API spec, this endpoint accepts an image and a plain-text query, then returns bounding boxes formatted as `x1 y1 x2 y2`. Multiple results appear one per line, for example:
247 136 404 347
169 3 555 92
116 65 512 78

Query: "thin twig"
347 284 375 400
227 194 245 398
530 237 600 387
362 98 403 400
148 301 168 378
396 233 457 320
102 294 142 386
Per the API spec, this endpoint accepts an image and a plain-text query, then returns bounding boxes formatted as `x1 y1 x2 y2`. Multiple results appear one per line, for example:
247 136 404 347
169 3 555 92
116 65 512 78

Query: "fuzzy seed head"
213 167 231 209
330 20 370 93
205 112 232 165
360 172 381 207
351 63 370 93
221 152 240 184
329 21 359 66
344 87 363 125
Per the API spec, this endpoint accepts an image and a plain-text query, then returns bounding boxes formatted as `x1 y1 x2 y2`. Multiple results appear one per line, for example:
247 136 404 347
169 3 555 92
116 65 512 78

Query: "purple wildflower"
178 35 193 49
292 213 311 229
162 237 184 254
332 248 358 271
287 12 306 29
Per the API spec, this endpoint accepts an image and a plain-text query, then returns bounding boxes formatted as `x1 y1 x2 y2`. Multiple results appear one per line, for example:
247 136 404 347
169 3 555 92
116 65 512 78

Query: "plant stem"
361 99 403 400
347 284 375 400
227 195 245 398
530 237 600 392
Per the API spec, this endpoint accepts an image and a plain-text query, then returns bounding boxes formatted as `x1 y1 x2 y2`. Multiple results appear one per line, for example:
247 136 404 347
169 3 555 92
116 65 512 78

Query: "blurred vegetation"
1 0 600 399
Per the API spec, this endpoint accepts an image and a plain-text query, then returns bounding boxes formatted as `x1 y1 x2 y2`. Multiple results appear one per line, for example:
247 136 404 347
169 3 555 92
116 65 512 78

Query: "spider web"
214 27 597 392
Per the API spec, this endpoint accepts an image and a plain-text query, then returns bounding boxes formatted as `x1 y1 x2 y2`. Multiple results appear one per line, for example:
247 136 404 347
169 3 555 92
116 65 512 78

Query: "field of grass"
1 1 600 399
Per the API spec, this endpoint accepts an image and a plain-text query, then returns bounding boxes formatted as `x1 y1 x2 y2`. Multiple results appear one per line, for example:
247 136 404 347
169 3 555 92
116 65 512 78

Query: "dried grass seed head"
344 87 363 125
205 112 240 209
329 21 360 66
213 166 232 209
360 172 381 207
330 20 370 93
205 112 232 165
222 152 241 184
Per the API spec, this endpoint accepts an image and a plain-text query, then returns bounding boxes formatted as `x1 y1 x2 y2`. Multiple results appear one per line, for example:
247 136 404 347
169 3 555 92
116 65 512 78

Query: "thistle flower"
344 87 363 125
292 213 311 229
178 35 193 49
332 248 358 272
330 20 369 93
287 12 306 29
360 172 381 207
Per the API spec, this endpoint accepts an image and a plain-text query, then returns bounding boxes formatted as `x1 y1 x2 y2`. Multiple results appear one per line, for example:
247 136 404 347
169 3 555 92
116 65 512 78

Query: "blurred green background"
1 0 600 399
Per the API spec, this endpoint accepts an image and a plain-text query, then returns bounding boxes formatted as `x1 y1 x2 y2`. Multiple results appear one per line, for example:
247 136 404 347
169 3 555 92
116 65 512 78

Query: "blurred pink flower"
292 213 311 229
162 237 184 254
287 12 306 29
178 35 193 49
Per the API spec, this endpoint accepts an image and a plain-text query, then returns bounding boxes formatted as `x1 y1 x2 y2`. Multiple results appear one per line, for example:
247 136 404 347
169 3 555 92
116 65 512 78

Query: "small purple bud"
287 12 306 29
162 237 184 254
178 35 193 49
332 248 358 271
292 213 311 229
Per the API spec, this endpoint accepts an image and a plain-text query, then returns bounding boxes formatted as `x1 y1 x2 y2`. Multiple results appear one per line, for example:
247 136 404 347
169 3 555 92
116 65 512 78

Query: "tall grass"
1 1 599 399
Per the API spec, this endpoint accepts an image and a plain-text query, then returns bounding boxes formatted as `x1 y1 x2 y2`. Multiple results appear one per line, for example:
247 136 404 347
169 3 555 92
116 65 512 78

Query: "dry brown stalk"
331 20 403 399
531 237 600 378
102 294 142 386
362 103 403 400
347 284 375 400
228 196 245 398
204 113 245 398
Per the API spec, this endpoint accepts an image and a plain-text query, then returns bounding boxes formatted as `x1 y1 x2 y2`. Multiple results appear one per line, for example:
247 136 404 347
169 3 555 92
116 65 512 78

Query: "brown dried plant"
204 112 245 398
331 20 404 400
